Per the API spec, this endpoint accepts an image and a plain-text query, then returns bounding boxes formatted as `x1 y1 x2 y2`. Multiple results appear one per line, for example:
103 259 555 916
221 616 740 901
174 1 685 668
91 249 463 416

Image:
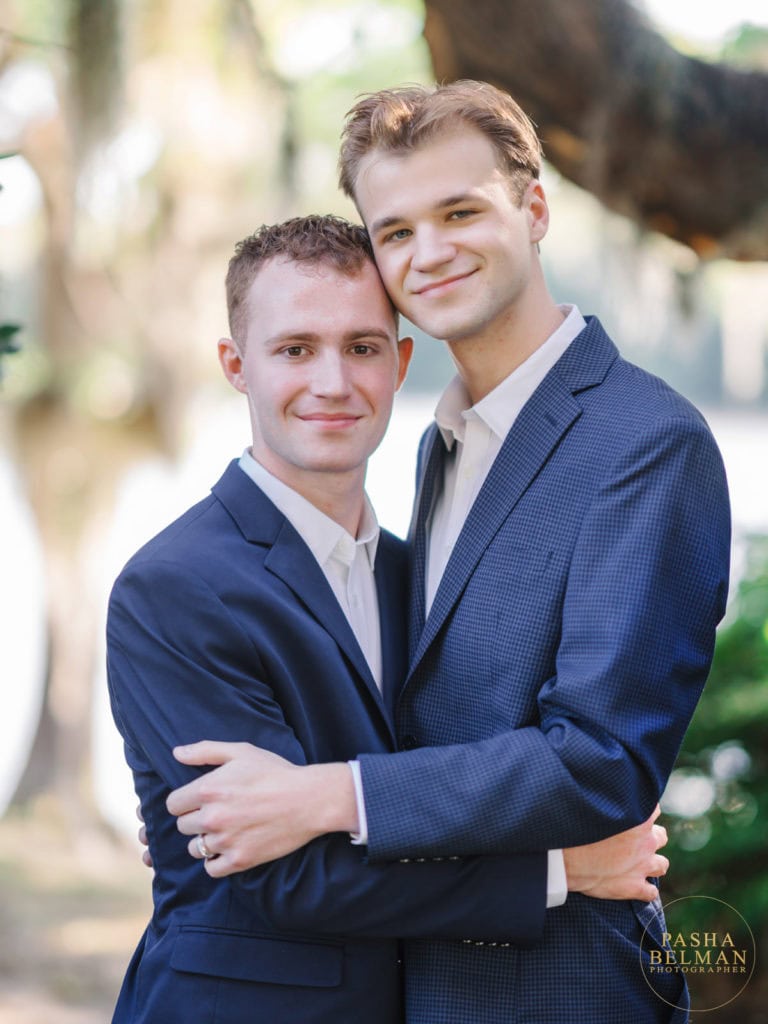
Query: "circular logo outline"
639 895 756 1014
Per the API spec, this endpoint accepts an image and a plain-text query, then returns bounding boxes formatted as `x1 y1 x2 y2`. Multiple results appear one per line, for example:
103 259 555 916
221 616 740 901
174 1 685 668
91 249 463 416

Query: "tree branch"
423 0 768 260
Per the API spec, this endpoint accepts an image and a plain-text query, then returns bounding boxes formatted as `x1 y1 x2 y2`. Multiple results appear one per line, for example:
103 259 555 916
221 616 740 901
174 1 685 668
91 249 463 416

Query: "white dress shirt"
426 304 586 613
238 451 383 689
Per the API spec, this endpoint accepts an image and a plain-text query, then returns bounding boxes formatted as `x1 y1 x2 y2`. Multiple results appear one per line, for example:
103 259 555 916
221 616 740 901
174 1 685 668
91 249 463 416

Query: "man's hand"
563 806 669 902
136 804 153 869
166 741 359 876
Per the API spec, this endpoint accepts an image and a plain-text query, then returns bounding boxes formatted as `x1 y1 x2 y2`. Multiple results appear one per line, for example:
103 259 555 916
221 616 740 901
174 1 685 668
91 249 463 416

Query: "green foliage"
0 324 22 354
0 152 22 380
0 324 23 381
268 0 432 213
720 23 768 67
6 0 68 44
663 538 768 935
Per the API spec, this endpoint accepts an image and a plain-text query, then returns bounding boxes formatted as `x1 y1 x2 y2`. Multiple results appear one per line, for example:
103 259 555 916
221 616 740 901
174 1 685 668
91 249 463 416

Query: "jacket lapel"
408 317 619 679
264 527 392 722
374 532 408 719
212 463 393 736
407 424 445 660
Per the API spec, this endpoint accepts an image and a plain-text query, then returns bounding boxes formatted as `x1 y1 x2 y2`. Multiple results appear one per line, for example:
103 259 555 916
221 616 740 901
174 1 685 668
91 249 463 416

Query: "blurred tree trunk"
7 0 187 828
8 110 170 826
6 0 296 830
6 4 123 827
423 0 768 260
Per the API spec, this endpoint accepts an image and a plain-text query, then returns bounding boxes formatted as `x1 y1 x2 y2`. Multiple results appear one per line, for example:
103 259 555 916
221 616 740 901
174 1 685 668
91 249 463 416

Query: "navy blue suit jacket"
358 318 731 1023
107 462 546 1024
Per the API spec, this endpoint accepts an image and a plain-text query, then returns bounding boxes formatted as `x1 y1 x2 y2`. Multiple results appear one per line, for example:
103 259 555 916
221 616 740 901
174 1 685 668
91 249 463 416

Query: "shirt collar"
237 451 379 570
434 304 587 450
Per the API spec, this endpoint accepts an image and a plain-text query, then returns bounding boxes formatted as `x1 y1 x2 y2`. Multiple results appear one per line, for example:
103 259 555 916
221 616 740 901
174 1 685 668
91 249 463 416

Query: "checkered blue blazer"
359 317 731 1023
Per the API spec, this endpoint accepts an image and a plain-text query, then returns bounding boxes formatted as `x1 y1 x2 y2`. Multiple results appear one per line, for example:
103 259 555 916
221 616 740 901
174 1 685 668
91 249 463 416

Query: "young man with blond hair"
168 83 730 1023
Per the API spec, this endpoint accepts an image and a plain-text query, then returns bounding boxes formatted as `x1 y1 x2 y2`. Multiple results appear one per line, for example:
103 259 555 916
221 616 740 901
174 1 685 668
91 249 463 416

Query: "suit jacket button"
401 734 418 750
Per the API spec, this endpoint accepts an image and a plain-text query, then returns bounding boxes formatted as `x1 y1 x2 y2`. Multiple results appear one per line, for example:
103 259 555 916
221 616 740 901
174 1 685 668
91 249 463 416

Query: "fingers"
166 780 198 818
167 742 249 815
636 879 660 903
626 849 669 903
188 833 218 861
186 834 239 877
204 853 236 878
653 854 670 877
173 740 244 767
651 823 668 850
174 809 206 836
135 803 145 823
137 822 153 868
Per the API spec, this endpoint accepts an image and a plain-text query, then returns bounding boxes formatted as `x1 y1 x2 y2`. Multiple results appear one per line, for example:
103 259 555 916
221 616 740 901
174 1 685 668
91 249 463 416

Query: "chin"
307 458 361 475
436 324 479 345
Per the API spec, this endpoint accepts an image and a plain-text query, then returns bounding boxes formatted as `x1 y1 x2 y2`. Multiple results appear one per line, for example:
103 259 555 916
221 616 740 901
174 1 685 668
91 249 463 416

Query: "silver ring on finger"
196 833 214 860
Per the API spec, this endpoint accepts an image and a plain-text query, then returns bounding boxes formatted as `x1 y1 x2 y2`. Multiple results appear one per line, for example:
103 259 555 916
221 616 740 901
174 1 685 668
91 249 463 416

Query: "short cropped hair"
339 80 542 205
225 214 382 347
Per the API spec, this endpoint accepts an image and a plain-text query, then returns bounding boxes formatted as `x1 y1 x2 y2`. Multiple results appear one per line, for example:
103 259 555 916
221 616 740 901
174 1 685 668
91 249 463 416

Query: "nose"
410 226 455 274
310 350 352 398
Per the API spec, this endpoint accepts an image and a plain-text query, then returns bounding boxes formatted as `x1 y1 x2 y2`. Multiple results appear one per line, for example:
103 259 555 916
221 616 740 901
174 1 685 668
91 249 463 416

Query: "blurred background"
0 0 766 1019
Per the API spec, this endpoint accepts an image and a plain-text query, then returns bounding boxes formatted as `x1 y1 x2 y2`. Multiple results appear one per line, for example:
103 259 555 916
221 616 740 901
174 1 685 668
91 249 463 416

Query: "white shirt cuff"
546 848 567 908
347 760 368 845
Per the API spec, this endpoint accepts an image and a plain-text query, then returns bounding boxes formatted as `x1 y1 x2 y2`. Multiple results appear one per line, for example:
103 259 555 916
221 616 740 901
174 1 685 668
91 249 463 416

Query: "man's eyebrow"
434 191 480 209
369 214 405 236
264 328 393 346
370 192 482 235
263 331 318 346
342 328 394 341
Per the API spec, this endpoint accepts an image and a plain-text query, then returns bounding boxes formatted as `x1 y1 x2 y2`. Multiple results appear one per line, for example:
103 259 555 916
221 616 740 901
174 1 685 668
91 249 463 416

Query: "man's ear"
218 337 248 394
395 336 414 390
524 179 550 245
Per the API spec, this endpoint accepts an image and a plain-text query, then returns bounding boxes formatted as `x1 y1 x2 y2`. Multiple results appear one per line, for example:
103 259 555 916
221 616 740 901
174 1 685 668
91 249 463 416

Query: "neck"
250 447 366 536
448 284 564 404
304 475 367 537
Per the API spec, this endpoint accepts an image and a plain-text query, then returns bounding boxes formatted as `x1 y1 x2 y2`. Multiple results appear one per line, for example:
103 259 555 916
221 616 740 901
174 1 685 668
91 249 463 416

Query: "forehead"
355 126 507 220
245 256 396 336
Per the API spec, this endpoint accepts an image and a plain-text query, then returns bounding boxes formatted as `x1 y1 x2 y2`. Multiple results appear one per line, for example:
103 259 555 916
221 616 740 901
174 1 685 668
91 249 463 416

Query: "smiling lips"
298 413 364 429
413 269 477 297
